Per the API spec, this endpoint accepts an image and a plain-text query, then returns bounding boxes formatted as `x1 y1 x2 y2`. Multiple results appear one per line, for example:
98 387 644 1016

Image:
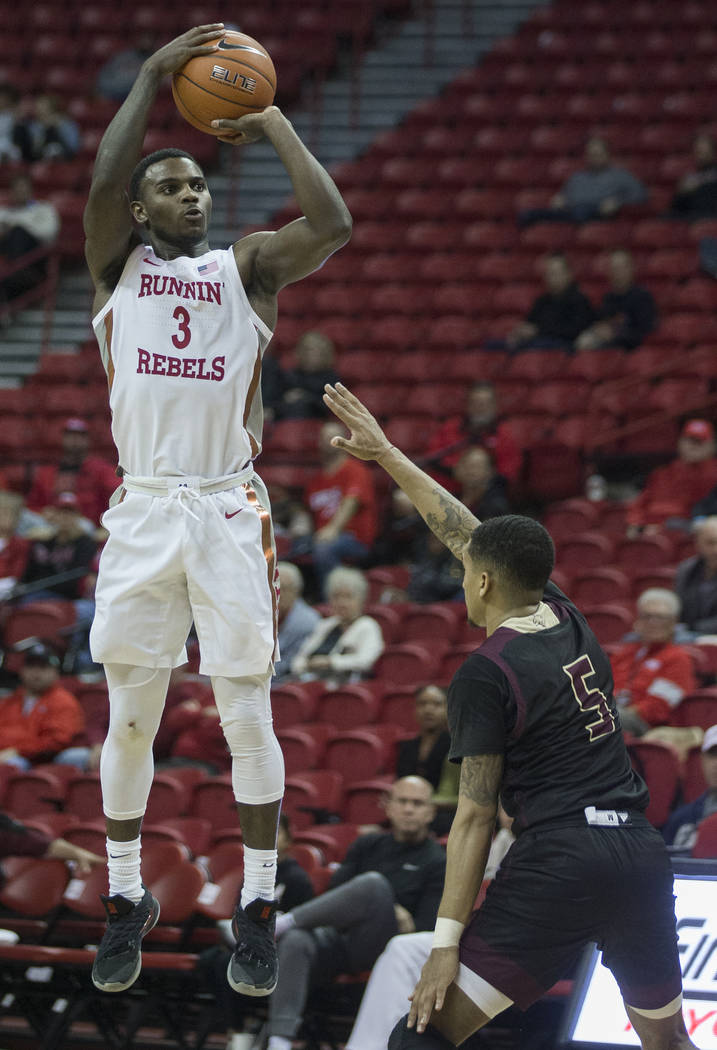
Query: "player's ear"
130 200 148 225
478 571 491 597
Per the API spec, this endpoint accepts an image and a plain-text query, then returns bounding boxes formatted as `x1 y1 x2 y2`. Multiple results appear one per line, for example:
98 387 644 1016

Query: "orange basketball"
172 30 276 136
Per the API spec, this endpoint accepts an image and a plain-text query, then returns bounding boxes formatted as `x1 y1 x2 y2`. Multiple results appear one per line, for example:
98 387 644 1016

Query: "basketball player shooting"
323 383 694 1050
83 25 351 996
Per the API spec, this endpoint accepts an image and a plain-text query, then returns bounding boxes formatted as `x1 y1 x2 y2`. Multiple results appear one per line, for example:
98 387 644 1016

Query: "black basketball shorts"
459 822 683 1012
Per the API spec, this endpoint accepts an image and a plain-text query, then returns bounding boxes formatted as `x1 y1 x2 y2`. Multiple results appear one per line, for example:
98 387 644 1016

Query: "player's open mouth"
184 208 202 218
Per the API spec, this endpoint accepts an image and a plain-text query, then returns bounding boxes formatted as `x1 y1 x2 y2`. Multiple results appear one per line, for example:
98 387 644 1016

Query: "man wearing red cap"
21 491 97 601
626 419 717 534
27 418 119 526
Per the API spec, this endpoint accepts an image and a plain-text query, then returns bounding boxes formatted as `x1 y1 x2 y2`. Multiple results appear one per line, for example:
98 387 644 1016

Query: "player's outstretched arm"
323 382 480 560
84 25 224 290
217 108 352 293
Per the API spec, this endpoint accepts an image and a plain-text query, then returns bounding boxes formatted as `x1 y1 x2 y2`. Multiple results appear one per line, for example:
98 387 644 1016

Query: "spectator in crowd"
406 531 464 604
519 135 647 225
305 422 378 587
200 813 315 1050
0 84 24 163
279 331 340 420
17 93 80 162
27 417 119 527
452 447 510 520
0 174 60 304
267 482 313 559
95 31 156 101
0 492 29 601
610 589 696 736
669 133 717 220
396 685 451 790
21 491 97 602
152 664 217 771
504 252 595 352
424 381 523 490
674 517 717 636
662 725 717 850
263 777 445 1050
0 644 84 769
0 811 104 873
291 566 384 683
261 354 286 425
372 488 425 568
626 419 717 535
575 248 657 351
343 812 513 1050
274 562 321 678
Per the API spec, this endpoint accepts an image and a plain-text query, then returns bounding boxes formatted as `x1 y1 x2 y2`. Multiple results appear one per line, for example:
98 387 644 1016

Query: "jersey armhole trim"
226 247 273 343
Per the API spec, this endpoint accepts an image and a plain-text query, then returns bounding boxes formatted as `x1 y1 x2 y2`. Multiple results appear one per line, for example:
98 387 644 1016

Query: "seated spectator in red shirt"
626 419 717 535
305 422 378 590
610 589 696 737
27 417 119 527
0 811 103 872
424 381 522 491
21 491 97 601
0 492 29 601
452 447 510 520
0 643 84 769
575 249 657 352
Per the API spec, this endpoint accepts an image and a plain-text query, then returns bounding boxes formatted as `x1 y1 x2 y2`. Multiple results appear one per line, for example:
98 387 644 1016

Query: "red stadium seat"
613 535 675 572
570 568 631 606
283 771 344 829
692 812 717 859
401 604 463 645
294 823 359 865
582 604 633 646
373 643 439 689
342 778 394 824
276 727 326 775
270 684 318 730
324 730 389 786
542 499 599 541
317 686 380 730
188 777 238 832
673 691 717 731
627 741 681 827
556 533 615 573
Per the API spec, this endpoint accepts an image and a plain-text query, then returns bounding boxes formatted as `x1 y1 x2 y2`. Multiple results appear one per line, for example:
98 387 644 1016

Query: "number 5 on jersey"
563 654 616 741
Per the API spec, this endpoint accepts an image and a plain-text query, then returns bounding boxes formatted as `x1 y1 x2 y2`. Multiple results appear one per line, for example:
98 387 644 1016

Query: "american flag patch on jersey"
197 260 219 275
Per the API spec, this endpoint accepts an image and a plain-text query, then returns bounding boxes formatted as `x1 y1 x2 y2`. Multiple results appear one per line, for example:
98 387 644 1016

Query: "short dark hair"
466 515 555 594
129 148 201 203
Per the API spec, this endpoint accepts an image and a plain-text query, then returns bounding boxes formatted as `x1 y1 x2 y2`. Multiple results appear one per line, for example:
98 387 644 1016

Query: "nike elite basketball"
172 30 277 135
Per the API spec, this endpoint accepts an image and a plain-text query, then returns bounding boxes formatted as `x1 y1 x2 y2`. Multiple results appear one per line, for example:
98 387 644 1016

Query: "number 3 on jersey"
563 654 616 741
172 306 191 349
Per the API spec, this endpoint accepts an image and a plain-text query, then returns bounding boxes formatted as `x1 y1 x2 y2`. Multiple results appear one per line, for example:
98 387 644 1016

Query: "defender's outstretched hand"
323 383 393 462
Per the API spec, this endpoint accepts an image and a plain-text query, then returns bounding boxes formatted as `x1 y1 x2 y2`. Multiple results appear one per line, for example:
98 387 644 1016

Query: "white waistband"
122 466 254 496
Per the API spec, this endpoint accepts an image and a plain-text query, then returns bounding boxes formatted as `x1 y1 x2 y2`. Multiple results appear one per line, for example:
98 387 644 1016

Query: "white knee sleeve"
211 673 284 805
101 663 171 821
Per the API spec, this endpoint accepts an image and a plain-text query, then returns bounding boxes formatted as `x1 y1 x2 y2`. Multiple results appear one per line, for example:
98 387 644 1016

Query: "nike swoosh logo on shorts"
225 509 243 519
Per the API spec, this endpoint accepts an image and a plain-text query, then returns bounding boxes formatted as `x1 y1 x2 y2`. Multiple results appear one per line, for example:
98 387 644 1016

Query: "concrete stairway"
0 0 547 384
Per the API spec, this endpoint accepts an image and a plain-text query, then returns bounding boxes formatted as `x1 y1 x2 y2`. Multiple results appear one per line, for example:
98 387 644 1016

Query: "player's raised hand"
407 947 459 1034
323 382 393 462
144 25 225 79
211 106 283 145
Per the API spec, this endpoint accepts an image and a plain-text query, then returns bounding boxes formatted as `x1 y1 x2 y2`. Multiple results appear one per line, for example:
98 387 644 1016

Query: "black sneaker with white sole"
91 887 160 992
227 897 278 996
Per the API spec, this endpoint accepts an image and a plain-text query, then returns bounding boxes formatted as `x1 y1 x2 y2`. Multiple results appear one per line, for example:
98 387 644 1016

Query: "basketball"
172 30 277 136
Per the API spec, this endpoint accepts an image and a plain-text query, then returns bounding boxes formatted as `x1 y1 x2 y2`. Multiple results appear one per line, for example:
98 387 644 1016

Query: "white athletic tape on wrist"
432 918 465 949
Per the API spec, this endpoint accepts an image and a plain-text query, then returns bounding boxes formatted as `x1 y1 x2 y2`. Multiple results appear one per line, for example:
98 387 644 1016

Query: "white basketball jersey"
92 244 272 478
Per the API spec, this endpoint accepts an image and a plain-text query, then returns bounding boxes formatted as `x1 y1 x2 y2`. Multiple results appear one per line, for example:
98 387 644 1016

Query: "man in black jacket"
504 253 594 352
264 777 445 1050
674 517 717 635
575 249 657 352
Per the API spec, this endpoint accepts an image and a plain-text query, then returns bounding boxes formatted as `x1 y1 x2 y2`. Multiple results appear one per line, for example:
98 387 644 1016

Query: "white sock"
106 836 143 903
241 846 277 908
268 1037 292 1050
274 912 296 939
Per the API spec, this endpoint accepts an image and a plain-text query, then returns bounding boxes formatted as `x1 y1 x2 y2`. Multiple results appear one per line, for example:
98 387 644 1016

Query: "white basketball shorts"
90 473 278 677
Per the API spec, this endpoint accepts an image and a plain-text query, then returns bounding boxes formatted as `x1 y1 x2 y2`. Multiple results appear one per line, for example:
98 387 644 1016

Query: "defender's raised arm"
323 383 479 560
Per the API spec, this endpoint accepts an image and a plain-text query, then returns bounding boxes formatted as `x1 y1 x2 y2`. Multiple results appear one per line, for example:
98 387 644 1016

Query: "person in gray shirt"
274 561 321 677
519 136 647 226
674 517 717 636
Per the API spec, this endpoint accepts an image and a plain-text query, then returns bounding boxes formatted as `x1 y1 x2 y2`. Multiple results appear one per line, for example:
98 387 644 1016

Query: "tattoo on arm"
459 753 504 807
425 489 480 559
